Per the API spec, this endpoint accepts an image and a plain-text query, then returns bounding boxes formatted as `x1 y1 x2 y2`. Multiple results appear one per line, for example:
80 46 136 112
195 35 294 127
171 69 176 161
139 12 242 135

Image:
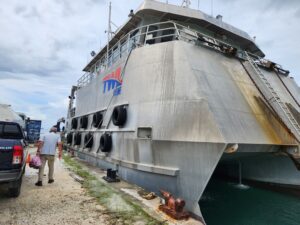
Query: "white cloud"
0 0 299 131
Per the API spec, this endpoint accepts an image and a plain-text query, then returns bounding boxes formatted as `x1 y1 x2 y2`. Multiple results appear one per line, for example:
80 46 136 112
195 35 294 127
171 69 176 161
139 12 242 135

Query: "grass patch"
63 154 164 225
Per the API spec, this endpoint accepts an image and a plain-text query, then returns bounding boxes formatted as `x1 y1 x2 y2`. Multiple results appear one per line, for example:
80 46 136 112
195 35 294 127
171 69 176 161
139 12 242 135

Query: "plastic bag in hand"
29 156 42 169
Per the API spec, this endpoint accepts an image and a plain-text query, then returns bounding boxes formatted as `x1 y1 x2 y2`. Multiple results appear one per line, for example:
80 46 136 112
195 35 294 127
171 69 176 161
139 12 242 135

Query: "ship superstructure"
65 0 300 221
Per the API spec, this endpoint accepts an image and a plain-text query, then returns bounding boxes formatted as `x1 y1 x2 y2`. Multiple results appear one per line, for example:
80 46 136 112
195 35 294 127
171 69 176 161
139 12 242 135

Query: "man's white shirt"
39 133 61 155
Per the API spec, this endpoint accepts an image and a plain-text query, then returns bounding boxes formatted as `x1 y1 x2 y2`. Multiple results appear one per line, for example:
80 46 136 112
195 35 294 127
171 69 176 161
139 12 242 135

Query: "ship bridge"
82 0 264 74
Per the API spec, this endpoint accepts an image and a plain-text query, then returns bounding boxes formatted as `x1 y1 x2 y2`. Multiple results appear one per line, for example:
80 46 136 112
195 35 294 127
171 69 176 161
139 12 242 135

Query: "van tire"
8 176 22 198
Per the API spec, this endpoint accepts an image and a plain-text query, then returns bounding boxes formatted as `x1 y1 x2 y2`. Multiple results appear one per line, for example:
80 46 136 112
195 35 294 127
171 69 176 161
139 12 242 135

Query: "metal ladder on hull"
244 51 300 142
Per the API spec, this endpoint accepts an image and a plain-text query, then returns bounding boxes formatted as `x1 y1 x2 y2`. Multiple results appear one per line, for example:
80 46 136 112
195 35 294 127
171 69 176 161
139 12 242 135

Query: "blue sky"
0 0 299 131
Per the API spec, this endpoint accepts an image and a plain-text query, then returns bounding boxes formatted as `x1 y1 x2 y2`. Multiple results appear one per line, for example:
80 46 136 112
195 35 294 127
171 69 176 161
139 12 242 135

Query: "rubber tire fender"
93 112 103 128
67 133 73 144
80 116 88 129
84 133 94 148
71 118 78 129
74 133 81 145
112 106 127 126
100 133 112 152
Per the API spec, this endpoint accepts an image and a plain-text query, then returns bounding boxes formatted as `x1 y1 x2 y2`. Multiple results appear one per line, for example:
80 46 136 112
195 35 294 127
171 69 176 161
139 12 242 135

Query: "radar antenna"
181 0 191 8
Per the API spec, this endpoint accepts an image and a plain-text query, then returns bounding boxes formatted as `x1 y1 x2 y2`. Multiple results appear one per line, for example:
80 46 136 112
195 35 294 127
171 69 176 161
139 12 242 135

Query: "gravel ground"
0 154 110 225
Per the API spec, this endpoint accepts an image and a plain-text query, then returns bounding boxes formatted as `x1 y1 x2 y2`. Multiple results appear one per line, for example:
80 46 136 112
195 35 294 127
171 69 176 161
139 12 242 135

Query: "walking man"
35 126 62 186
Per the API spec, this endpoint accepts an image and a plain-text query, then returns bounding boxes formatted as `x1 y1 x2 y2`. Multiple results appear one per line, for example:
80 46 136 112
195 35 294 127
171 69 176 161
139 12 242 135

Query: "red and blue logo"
102 67 122 96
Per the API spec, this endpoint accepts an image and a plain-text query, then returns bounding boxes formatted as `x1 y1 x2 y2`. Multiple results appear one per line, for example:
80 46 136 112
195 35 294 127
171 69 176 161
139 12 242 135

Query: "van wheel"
8 176 23 197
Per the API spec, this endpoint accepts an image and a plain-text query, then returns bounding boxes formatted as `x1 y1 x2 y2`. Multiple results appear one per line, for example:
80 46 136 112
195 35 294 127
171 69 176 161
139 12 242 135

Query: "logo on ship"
102 67 122 96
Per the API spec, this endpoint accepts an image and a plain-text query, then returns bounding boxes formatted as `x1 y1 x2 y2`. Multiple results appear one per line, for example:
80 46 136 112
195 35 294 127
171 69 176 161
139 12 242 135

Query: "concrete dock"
0 147 203 225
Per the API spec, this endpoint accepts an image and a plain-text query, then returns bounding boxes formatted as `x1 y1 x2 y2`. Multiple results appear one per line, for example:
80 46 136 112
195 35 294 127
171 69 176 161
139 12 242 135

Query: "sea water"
200 178 300 225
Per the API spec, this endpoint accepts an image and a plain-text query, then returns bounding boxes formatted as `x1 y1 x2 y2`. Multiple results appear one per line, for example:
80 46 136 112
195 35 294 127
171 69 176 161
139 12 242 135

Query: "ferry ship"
65 0 300 221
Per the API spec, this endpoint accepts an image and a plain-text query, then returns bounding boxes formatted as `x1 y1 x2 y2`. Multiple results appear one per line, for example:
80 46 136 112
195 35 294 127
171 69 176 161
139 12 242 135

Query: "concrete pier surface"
0 148 110 225
72 155 204 225
0 147 203 225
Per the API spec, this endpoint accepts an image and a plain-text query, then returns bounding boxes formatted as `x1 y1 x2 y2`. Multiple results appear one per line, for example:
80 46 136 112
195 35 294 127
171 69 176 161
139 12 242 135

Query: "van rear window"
0 123 23 139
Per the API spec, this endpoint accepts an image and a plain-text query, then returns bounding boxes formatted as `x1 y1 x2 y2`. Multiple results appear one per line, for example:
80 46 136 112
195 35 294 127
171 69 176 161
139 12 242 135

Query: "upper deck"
78 0 264 87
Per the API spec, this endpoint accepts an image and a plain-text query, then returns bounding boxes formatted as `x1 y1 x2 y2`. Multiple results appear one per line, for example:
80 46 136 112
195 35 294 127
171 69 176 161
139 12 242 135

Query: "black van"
0 121 28 197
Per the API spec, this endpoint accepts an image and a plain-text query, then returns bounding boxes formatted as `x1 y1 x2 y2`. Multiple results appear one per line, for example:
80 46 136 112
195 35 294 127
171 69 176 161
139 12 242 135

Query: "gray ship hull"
218 151 300 188
74 141 226 218
67 40 300 220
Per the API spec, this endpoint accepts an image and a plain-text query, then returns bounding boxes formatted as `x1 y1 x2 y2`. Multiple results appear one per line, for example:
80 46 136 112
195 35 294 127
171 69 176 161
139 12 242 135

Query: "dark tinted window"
0 123 23 139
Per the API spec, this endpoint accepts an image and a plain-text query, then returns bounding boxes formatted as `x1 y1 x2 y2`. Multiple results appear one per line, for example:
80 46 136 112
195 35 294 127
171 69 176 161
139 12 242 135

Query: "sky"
0 0 299 131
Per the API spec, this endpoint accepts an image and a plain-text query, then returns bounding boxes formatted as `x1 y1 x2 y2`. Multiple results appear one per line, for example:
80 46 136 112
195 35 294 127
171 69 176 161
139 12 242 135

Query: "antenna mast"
107 1 112 66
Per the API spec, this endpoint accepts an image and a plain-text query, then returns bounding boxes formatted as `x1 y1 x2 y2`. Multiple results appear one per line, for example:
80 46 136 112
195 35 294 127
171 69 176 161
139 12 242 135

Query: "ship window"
107 50 112 67
120 38 128 57
96 61 102 74
139 27 147 45
112 45 119 63
130 29 139 38
129 28 140 49
92 65 96 74
146 25 158 45
161 28 175 43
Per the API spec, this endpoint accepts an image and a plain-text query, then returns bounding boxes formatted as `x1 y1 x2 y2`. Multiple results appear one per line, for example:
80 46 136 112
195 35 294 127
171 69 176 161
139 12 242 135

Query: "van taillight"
12 145 23 165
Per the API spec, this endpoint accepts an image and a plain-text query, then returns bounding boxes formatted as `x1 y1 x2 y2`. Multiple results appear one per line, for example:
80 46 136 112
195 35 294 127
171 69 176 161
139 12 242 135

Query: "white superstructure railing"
77 21 239 88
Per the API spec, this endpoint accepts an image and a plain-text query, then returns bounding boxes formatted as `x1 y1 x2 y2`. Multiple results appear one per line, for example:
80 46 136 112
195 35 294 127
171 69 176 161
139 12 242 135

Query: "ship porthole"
67 133 73 144
80 116 88 129
93 112 103 128
100 133 112 152
84 132 94 148
74 133 82 146
112 106 127 126
71 118 78 129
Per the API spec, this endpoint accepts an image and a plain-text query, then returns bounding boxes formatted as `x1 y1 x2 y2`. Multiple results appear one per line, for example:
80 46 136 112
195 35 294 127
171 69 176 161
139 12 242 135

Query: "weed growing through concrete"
63 155 164 225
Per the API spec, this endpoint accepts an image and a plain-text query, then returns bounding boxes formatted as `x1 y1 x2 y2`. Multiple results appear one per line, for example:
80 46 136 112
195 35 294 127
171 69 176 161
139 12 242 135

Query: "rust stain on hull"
225 60 295 145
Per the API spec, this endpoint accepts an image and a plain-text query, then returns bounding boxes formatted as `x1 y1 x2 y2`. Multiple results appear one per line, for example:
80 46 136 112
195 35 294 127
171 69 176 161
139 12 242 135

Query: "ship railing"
77 72 97 88
77 21 240 88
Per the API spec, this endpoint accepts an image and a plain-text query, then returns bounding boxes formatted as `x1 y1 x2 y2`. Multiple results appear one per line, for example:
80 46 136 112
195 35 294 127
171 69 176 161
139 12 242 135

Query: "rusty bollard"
159 190 189 220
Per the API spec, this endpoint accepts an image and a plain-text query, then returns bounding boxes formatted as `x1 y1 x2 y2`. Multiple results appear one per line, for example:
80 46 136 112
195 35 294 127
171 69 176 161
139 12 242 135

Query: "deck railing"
77 21 238 88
